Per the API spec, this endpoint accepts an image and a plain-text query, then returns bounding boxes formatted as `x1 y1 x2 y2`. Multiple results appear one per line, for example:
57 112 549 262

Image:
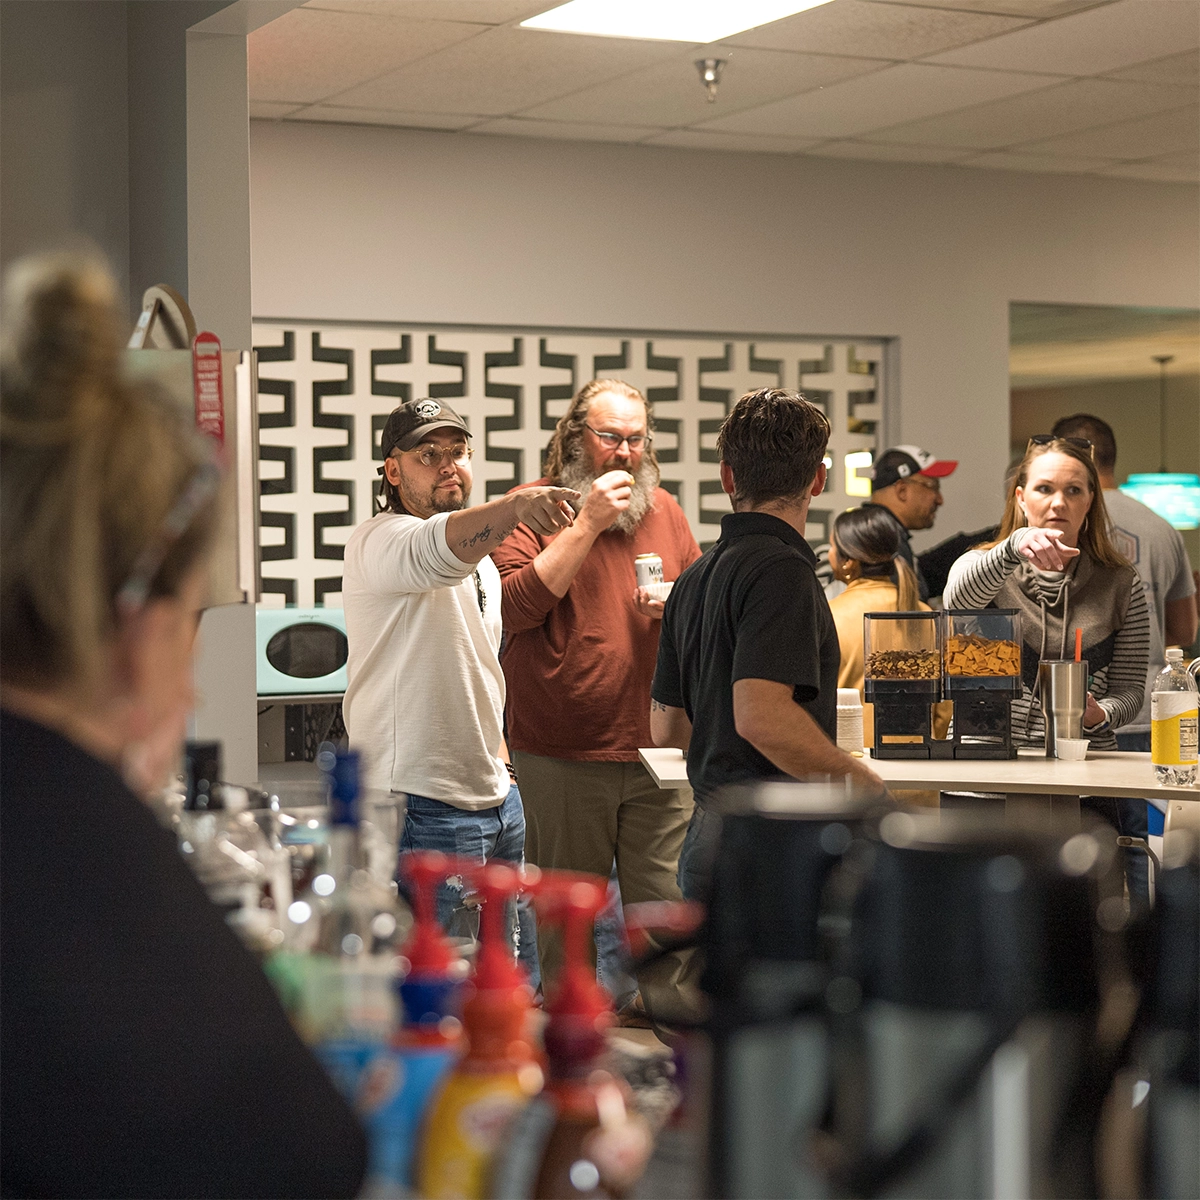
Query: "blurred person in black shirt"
0 255 366 1199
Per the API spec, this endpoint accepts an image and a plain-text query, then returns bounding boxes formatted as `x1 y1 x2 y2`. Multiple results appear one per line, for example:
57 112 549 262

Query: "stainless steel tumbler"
1038 660 1087 757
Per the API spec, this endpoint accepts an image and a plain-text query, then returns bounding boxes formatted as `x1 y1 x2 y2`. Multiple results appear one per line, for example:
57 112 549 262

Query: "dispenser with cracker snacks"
943 608 1022 759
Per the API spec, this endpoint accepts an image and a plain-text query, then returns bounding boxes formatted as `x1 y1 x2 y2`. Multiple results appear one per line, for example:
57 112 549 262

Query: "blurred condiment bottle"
360 851 469 1194
418 862 543 1199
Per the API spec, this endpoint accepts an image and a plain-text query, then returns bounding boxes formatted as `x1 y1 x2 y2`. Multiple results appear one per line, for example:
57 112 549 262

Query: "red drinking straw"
1074 628 1082 662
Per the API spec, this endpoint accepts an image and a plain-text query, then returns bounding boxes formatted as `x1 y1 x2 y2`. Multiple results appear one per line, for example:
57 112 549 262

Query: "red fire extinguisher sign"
192 331 225 450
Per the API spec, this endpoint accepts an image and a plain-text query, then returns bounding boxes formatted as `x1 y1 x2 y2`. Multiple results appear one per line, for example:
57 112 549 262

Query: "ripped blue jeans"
399 785 540 991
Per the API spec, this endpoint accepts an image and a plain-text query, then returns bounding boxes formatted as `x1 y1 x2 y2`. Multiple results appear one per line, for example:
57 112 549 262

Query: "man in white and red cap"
866 445 958 602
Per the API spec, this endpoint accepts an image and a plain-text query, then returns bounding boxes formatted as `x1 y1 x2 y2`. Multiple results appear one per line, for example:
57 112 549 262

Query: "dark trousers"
1084 732 1152 905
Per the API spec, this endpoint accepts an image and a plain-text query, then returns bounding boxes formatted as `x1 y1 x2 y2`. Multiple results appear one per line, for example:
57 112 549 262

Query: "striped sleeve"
1096 577 1150 732
942 532 1025 610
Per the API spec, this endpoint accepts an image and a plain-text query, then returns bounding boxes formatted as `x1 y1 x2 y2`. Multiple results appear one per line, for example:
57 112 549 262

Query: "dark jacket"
0 710 367 1199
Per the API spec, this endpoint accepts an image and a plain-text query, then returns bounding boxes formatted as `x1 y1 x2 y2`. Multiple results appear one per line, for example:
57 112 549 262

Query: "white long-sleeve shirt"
341 510 508 809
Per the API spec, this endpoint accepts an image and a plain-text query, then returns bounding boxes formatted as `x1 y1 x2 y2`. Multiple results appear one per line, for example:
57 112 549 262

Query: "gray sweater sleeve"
1095 579 1150 731
943 532 1025 610
944 534 1150 732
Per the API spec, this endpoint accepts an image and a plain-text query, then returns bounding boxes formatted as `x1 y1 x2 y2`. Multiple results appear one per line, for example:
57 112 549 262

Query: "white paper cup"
642 581 674 602
1056 738 1088 761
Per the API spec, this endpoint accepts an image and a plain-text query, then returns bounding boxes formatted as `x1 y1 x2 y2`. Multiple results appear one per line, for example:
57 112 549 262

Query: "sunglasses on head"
1028 434 1094 458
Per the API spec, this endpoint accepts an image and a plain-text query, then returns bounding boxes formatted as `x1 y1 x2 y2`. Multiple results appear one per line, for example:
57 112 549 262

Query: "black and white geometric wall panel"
253 322 888 608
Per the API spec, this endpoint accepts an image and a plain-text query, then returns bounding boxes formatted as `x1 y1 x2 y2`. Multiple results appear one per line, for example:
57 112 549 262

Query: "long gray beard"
558 454 658 535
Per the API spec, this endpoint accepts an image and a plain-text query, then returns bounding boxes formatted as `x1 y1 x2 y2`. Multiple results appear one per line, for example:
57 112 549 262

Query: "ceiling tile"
926 0 1200 76
249 101 305 119
468 117 654 143
331 24 677 115
698 62 1053 139
725 0 1032 60
285 105 482 129
866 0 1114 17
1020 103 1198 159
248 7 487 104
302 1 551 22
520 48 883 128
868 78 1195 147
806 139 971 161
643 129 822 154
1098 157 1200 182
956 149 1119 171
1102 48 1200 84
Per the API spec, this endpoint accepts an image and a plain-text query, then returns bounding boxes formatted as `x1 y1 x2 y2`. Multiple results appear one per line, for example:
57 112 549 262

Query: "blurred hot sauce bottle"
359 851 468 1193
418 862 543 1199
493 875 652 1200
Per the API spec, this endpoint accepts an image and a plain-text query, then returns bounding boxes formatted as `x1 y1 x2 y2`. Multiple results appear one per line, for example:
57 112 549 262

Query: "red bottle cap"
467 861 529 991
399 851 457 975
537 873 613 1065
459 862 538 1065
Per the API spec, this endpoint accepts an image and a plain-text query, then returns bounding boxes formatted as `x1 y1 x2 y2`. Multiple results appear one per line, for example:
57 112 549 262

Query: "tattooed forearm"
459 520 519 552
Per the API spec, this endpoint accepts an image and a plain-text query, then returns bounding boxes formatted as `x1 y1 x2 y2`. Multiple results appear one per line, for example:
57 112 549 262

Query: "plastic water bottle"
1151 648 1198 786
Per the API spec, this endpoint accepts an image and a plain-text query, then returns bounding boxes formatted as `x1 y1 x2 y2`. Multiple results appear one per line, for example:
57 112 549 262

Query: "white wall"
1 0 130 295
249 121 1199 545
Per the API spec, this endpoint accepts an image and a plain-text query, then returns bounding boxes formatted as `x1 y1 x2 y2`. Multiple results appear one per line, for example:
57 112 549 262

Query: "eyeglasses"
405 442 473 469
907 475 941 494
1029 434 1094 458
116 460 222 616
585 424 651 451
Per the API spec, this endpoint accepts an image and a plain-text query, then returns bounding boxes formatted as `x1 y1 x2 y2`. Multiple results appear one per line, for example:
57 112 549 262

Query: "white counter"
637 746 1200 812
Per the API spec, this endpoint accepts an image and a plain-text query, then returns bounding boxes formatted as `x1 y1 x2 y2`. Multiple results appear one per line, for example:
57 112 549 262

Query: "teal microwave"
256 607 348 696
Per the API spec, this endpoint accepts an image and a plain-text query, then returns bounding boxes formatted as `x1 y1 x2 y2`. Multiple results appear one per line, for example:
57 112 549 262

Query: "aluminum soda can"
635 554 664 588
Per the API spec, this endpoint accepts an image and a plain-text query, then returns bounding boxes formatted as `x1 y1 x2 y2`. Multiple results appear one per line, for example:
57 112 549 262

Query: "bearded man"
492 379 700 1022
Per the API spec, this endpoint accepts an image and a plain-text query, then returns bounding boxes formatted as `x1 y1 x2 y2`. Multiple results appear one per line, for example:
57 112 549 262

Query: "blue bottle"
360 851 467 1193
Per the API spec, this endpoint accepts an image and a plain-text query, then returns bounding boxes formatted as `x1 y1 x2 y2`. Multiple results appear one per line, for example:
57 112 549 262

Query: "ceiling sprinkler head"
696 58 725 103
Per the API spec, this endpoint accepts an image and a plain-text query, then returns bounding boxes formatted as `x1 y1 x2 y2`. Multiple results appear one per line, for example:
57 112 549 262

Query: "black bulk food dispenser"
943 608 1022 760
863 611 943 759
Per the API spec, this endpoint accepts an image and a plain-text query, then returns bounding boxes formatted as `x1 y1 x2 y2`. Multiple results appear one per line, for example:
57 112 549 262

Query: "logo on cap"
414 400 442 420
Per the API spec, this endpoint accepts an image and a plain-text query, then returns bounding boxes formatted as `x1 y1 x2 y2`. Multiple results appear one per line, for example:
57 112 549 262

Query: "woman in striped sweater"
944 436 1149 751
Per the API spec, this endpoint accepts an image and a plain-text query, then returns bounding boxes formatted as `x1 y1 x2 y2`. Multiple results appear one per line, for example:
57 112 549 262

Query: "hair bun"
1 253 123 429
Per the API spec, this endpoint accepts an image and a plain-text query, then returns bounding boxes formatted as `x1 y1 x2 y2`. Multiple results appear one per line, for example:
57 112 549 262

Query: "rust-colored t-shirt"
493 482 701 761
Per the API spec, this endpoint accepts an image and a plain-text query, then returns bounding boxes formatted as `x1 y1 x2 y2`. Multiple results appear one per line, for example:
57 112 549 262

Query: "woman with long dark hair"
828 505 930 744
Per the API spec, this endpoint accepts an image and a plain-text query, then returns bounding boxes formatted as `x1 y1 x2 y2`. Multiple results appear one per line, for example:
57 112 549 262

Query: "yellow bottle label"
1151 694 1199 767
418 1070 533 1199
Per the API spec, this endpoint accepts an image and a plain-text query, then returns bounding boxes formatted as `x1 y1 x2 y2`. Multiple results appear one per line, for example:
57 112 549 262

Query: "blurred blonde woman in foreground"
0 255 366 1199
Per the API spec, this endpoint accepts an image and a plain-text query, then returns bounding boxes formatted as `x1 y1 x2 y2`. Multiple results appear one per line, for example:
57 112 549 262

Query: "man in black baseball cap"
381 397 471 455
344 397 579 983
866 444 957 602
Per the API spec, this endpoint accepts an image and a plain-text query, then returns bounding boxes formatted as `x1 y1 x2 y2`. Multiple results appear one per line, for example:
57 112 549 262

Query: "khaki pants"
512 753 696 1022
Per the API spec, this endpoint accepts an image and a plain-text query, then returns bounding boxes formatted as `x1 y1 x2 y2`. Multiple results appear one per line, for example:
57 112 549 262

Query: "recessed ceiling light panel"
520 0 834 44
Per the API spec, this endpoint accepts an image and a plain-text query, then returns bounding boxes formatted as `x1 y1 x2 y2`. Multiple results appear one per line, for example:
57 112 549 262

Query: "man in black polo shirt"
650 388 884 899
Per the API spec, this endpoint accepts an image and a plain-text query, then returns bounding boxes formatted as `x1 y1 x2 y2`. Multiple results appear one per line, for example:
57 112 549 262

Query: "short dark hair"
1051 412 1116 472
717 388 831 508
